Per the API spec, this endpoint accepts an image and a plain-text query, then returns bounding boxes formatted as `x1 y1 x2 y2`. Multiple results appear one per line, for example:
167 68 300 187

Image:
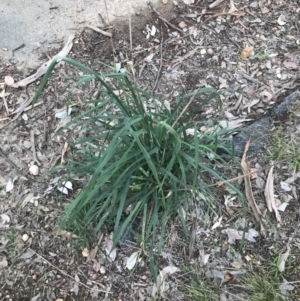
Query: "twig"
129 15 132 50
198 11 245 31
171 45 201 68
30 249 112 294
30 130 41 166
169 88 199 133
103 0 116 62
0 147 23 174
209 0 226 8
152 27 163 94
85 25 112 37
0 89 9 114
12 43 25 56
148 2 183 33
241 140 266 236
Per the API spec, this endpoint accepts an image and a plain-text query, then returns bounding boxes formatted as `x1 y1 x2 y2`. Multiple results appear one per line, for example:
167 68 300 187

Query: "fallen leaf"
57 186 68 195
278 245 290 272
283 61 297 70
211 216 222 230
222 228 259 244
152 266 180 297
199 248 210 267
90 285 100 299
6 179 14 192
264 166 281 223
82 247 89 258
240 46 254 60
280 182 292 191
20 248 35 259
13 35 75 88
93 260 101 272
277 15 286 26
72 274 80 295
277 202 288 212
126 251 139 270
58 230 78 240
279 280 294 295
162 0 168 5
105 233 117 261
30 294 40 301
57 181 72 194
0 214 10 228
0 258 8 268
241 140 264 236
245 228 259 242
55 108 72 119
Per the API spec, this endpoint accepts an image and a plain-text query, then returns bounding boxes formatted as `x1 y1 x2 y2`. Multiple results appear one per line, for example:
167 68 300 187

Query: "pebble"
23 141 31 149
29 165 39 175
22 234 29 242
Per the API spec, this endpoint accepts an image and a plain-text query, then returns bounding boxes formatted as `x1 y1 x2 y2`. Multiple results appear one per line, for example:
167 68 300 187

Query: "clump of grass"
187 277 221 301
270 125 300 172
244 274 286 301
34 57 241 256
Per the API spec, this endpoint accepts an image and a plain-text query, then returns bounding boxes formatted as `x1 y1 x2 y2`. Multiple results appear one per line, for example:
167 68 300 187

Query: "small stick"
148 3 183 33
209 0 226 8
12 43 25 56
152 27 163 94
0 147 23 173
30 130 41 166
85 25 112 37
0 89 9 114
30 249 112 294
129 15 132 50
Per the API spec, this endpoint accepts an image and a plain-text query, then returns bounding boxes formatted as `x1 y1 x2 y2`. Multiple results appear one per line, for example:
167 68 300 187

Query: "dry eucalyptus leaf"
6 179 13 192
58 230 78 240
222 228 259 244
82 247 89 258
240 46 254 60
126 251 139 270
283 61 297 70
0 258 8 269
277 15 286 26
0 214 10 227
182 0 194 4
280 182 292 191
211 216 222 230
105 233 117 261
152 266 180 297
20 248 35 259
278 245 290 272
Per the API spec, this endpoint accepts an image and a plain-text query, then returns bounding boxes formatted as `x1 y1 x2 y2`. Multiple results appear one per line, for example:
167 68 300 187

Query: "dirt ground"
0 1 300 300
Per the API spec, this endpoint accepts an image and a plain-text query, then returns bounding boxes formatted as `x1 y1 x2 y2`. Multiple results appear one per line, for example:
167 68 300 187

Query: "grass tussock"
34 57 241 255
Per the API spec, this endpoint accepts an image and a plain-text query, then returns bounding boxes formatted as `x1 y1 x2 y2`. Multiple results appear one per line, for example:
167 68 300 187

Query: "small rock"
100 266 106 274
23 141 31 149
29 165 39 175
250 2 258 8
22 234 29 242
